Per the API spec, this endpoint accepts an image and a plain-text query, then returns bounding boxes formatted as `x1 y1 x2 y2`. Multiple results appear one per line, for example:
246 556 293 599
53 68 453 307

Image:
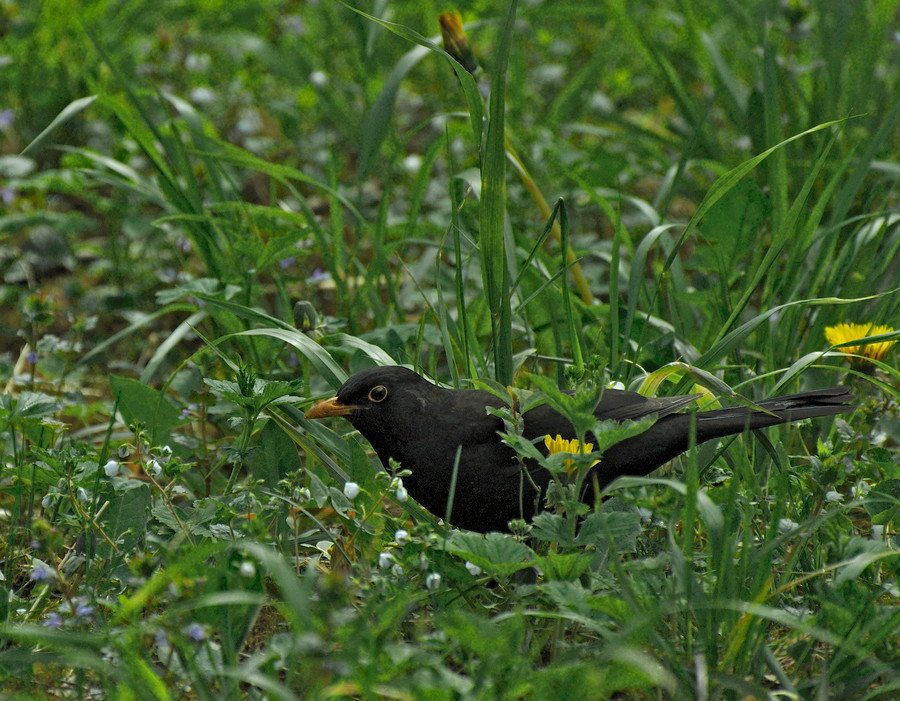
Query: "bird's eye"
368 385 388 402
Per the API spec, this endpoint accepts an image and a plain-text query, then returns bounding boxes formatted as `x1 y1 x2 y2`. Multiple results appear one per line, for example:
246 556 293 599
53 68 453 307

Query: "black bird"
305 366 852 533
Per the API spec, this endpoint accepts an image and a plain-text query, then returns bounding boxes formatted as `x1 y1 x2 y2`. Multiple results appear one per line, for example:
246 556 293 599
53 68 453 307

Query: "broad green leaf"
447 531 533 577
109 375 182 446
530 512 572 546
536 551 593 581
0 391 59 421
97 481 151 560
250 420 300 488
575 510 642 552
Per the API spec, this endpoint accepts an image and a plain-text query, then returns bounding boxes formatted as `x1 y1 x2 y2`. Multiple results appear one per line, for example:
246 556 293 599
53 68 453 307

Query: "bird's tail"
695 386 853 442
595 386 853 486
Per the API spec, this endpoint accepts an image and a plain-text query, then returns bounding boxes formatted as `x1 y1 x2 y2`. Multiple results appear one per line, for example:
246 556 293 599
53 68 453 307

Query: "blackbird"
305 366 852 533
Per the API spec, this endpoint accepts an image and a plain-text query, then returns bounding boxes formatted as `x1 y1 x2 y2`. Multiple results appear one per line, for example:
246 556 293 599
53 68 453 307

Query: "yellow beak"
305 396 355 419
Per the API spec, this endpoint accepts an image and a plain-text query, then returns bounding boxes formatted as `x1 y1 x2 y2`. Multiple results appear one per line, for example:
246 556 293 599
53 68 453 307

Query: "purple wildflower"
187 623 206 641
306 268 331 285
30 564 54 582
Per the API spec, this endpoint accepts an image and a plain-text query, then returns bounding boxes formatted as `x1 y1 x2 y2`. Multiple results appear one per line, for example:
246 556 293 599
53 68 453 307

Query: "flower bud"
439 11 479 74
293 300 318 332
343 481 360 500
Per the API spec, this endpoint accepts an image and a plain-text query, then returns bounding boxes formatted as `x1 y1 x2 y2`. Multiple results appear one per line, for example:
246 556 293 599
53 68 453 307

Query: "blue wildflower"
44 612 62 629
187 623 206 641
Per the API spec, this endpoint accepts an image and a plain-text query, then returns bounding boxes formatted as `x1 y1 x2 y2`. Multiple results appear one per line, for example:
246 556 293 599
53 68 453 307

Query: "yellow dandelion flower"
824 323 896 366
544 434 600 475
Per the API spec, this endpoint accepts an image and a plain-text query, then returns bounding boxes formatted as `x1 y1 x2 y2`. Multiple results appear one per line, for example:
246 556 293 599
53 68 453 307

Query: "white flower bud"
778 518 799 534
343 482 360 500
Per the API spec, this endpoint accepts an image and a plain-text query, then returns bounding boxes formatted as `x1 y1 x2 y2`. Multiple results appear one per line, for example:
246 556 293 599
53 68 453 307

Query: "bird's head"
305 366 442 460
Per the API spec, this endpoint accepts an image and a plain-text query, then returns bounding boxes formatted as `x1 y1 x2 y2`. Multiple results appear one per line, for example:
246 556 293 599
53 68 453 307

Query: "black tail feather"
597 387 853 485
696 386 853 440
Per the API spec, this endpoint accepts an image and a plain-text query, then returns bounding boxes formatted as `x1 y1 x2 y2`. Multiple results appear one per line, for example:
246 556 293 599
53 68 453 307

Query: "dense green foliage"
1 0 897 698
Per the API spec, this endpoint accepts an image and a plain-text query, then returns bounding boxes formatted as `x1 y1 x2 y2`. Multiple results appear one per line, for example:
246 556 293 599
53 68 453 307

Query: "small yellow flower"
825 323 896 366
544 434 600 475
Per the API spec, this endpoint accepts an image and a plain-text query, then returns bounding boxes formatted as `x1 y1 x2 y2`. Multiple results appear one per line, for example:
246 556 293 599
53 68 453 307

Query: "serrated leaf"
540 580 591 613
1 392 59 421
575 510 642 552
447 531 534 577
529 374 603 437
499 431 545 463
530 512 573 546
591 417 656 455
586 594 632 620
536 551 593 581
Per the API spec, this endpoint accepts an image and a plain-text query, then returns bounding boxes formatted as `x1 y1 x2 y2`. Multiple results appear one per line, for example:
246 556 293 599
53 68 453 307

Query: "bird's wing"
520 404 576 441
519 389 700 440
593 389 700 421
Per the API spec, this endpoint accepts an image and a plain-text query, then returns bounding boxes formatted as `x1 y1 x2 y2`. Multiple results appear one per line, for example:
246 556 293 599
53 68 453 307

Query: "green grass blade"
695 292 892 371
715 130 837 348
339 2 483 152
20 95 98 156
660 117 848 278
480 0 518 385
358 44 430 179
557 201 583 378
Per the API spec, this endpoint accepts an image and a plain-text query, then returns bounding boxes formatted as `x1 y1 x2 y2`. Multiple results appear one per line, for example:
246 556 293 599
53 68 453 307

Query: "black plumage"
306 366 853 533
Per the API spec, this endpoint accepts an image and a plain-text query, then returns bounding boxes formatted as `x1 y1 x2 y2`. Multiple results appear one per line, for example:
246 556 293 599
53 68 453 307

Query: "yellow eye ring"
368 385 388 402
